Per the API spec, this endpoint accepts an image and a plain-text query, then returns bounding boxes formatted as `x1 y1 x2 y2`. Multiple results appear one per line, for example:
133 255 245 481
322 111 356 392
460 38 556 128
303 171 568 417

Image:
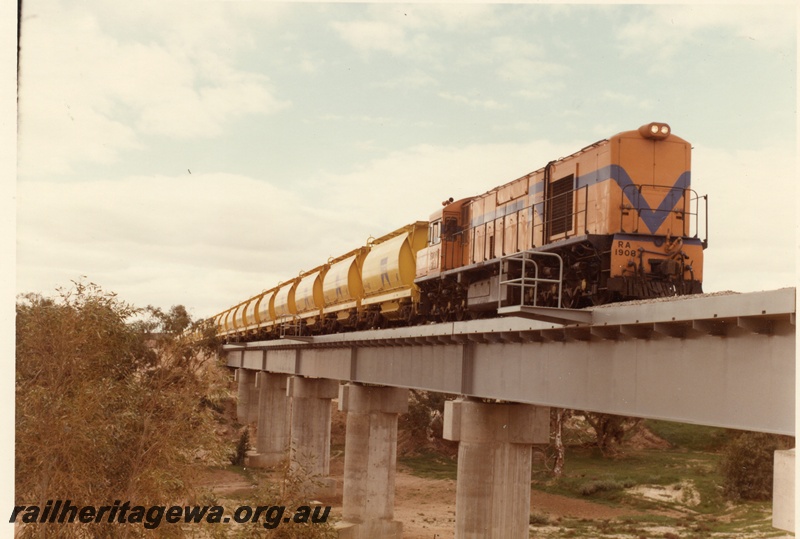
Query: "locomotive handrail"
499 250 564 309
694 191 709 248
619 184 704 240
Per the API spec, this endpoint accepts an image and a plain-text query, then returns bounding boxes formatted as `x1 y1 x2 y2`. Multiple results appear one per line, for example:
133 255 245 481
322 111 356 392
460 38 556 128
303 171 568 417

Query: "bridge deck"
225 288 796 435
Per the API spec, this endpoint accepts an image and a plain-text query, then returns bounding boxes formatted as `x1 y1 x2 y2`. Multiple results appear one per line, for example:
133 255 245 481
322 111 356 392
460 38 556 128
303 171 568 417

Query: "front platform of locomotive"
605 122 707 298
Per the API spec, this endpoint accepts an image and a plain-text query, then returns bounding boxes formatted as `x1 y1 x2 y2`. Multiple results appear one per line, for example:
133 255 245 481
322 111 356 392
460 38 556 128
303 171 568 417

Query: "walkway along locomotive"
213 122 707 342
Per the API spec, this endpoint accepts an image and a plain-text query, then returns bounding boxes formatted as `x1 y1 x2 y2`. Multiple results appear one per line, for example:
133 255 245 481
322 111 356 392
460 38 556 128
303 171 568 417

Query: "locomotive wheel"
561 288 577 309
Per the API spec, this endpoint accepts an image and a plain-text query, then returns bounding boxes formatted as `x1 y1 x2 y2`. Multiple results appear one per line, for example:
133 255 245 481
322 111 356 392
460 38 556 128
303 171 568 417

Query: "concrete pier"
247 372 292 468
235 368 258 425
287 376 339 496
772 448 795 533
336 384 408 539
444 399 550 539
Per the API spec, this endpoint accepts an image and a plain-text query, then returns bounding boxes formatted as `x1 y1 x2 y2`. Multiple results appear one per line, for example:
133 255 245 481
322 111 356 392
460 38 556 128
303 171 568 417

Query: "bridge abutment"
247 372 292 468
336 383 408 539
287 376 339 497
444 399 549 539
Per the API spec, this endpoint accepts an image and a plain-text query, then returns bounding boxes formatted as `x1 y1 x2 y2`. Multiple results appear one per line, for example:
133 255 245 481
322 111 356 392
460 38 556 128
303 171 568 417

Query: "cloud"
306 139 578 233
331 19 411 56
17 0 289 177
372 70 438 89
437 92 508 110
601 91 652 109
330 4 497 59
16 172 352 316
17 137 578 318
616 4 796 65
692 144 796 293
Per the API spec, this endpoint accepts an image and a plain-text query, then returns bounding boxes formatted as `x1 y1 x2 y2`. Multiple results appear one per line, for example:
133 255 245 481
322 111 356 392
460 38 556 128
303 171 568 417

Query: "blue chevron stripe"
578 165 691 234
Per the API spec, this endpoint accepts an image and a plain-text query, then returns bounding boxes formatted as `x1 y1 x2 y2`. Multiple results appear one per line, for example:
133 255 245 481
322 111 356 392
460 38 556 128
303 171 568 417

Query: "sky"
11 1 798 322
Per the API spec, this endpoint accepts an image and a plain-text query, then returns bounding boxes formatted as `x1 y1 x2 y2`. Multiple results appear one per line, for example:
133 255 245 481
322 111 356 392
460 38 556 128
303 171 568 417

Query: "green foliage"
230 428 251 466
15 280 226 538
400 390 448 440
579 479 631 497
579 412 642 454
645 420 731 452
398 452 457 480
720 431 794 501
145 304 193 335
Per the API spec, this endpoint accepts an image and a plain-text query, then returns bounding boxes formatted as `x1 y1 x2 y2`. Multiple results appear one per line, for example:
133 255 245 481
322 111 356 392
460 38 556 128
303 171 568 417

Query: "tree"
580 412 642 455
549 408 571 477
145 304 193 335
15 281 226 538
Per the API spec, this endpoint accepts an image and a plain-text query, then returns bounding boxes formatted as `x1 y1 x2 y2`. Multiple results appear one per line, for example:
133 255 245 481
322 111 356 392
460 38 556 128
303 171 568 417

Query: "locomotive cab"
416 197 470 281
605 122 707 297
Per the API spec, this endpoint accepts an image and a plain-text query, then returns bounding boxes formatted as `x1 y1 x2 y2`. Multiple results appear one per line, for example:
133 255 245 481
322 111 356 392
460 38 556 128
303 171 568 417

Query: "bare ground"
195 453 656 539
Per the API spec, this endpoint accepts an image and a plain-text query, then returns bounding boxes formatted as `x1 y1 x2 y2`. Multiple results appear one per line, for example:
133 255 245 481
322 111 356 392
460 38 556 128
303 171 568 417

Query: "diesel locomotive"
213 122 707 341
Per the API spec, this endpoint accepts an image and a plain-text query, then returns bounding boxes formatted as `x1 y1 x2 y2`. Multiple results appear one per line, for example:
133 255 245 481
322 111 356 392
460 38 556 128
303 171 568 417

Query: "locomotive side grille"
548 174 574 237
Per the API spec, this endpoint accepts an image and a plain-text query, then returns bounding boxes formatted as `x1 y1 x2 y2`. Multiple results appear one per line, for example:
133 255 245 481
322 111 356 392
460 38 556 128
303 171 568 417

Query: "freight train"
213 122 707 342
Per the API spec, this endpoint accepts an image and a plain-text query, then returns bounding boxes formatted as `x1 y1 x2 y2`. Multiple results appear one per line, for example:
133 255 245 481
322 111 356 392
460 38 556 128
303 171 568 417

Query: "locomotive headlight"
638 122 671 140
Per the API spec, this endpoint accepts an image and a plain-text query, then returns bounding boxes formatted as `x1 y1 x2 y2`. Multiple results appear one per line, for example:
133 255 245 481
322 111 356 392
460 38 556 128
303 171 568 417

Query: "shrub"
530 511 550 526
720 431 794 501
15 281 226 538
578 479 625 496
230 427 252 466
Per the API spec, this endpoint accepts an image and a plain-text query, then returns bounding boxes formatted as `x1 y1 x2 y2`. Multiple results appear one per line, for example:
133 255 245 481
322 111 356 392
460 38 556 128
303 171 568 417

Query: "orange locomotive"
213 122 707 340
414 122 707 320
